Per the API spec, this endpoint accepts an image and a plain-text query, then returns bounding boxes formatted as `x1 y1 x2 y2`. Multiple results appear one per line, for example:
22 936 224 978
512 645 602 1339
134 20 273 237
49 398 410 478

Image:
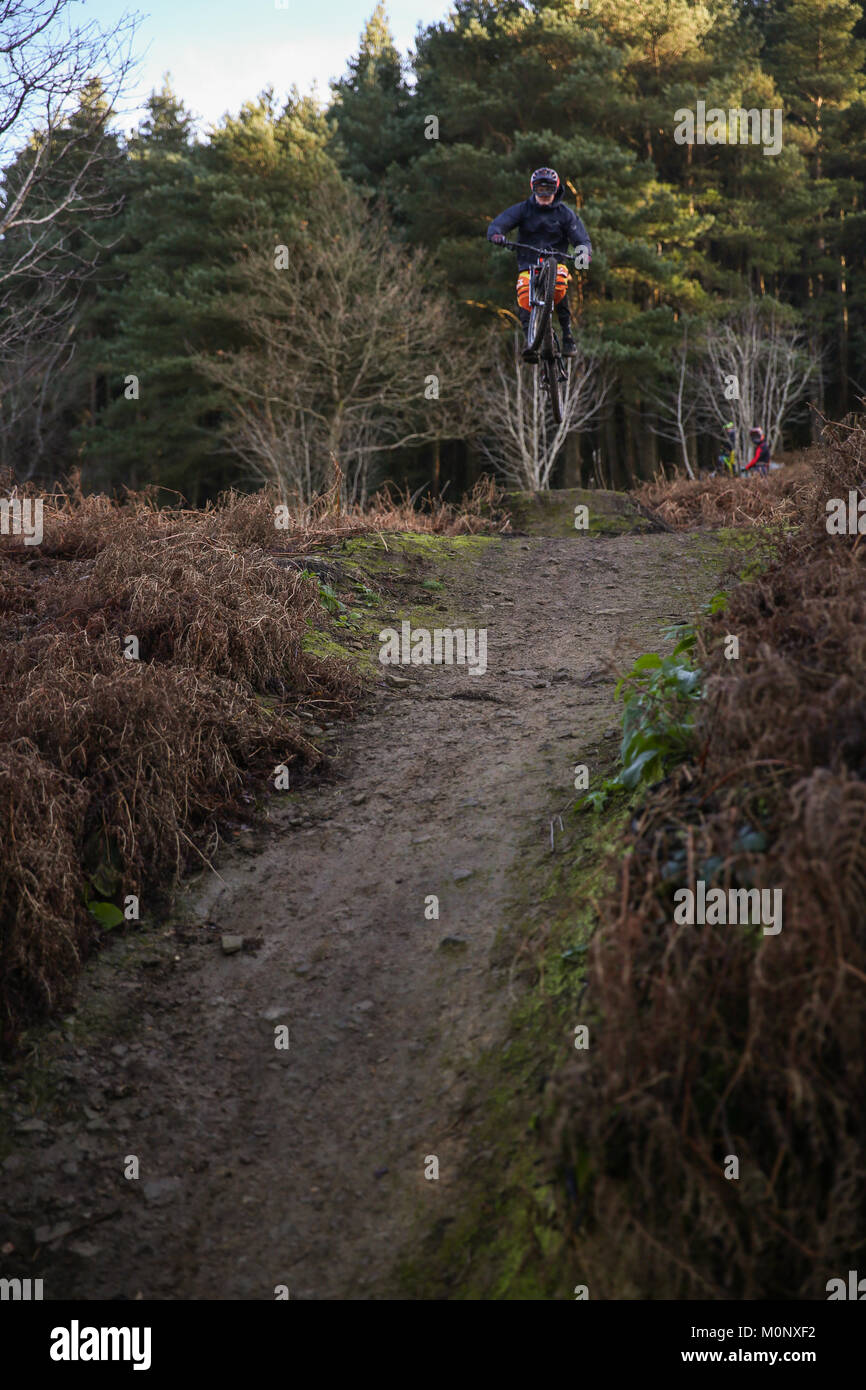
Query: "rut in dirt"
3 530 720 1299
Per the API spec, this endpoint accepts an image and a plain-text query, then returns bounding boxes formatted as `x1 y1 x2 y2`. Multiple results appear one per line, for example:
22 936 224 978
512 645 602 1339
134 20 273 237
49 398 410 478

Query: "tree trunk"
603 408 618 490
640 406 658 480
623 406 637 488
839 208 849 415
687 423 698 477
561 431 582 488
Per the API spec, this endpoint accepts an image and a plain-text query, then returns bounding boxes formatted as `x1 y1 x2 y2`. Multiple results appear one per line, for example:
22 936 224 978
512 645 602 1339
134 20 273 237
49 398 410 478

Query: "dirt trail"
2 529 721 1299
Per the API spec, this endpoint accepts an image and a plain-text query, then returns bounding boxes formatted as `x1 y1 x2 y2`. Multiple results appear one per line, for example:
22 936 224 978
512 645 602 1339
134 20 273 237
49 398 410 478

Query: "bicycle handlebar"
494 240 587 265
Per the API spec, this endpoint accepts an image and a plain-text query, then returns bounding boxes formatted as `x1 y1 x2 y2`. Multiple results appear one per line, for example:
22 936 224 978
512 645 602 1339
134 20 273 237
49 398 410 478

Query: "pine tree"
329 3 409 192
78 86 341 499
761 0 866 414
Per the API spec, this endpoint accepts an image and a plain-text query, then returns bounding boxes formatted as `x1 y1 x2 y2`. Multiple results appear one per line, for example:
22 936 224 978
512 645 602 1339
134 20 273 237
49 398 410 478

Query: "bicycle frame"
494 240 585 423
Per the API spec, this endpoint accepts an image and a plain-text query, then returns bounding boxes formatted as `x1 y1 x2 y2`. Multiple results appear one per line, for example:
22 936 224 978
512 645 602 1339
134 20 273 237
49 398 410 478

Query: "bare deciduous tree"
647 324 700 478
0 1 137 292
473 332 611 491
697 296 818 471
199 194 479 504
0 3 138 475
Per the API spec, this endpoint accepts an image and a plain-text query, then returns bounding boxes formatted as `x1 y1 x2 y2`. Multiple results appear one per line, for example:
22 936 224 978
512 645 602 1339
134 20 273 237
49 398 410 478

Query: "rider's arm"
565 207 592 258
744 447 759 470
487 202 525 242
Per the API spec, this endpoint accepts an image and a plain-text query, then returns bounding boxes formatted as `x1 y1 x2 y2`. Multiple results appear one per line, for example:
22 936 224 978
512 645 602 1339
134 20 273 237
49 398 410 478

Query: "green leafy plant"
303 573 361 629
86 900 125 929
352 581 380 606
577 617 707 813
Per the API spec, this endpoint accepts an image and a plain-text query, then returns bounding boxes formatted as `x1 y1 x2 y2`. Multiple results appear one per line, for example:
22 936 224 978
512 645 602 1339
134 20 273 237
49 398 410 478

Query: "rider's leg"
516 295 537 363
556 302 577 356
553 264 577 356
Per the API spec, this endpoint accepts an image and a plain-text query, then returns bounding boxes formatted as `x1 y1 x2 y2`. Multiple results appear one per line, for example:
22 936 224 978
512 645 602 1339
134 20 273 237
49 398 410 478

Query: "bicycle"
497 240 586 424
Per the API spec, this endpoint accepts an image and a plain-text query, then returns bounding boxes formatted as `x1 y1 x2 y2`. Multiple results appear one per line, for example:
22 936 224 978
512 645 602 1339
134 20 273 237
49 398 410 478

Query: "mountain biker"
487 167 592 363
744 426 770 477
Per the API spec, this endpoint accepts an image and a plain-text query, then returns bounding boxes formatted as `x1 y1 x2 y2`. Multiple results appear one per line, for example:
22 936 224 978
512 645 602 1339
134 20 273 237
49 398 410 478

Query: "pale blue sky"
81 0 454 135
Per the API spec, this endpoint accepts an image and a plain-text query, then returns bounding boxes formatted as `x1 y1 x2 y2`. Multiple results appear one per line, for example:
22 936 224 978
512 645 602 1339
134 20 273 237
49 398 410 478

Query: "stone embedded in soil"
438 936 469 953
34 1222 72 1245
235 832 260 854
221 935 244 955
452 868 474 882
142 1177 183 1206
385 673 413 689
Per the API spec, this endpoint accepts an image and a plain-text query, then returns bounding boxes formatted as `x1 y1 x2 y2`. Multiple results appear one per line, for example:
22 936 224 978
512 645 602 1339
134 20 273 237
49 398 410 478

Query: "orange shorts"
516 263 569 310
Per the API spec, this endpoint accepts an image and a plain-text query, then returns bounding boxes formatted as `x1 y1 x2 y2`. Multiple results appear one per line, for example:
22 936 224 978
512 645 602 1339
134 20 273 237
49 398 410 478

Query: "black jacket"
487 183 591 271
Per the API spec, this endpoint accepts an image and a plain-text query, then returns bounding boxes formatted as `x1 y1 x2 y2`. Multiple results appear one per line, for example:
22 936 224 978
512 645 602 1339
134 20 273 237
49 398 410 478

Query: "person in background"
718 420 736 475
744 426 770 477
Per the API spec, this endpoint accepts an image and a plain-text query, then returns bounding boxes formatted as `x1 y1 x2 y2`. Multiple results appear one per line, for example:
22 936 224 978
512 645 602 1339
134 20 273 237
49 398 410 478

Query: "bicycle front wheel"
543 355 562 424
527 260 555 353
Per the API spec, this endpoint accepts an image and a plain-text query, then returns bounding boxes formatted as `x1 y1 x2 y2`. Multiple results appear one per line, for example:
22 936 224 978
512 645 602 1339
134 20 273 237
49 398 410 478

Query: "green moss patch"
504 488 661 538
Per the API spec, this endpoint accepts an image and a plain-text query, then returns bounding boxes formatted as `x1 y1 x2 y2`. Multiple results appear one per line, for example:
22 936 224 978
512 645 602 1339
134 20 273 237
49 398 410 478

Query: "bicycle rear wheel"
527 260 555 353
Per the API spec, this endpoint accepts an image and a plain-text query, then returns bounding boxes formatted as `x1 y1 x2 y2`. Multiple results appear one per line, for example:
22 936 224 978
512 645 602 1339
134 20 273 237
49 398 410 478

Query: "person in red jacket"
744 426 770 477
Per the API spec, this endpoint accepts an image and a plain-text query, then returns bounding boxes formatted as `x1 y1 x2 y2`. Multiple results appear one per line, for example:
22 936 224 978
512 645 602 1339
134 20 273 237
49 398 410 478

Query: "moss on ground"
0 919 171 1161
504 488 657 538
302 533 501 678
691 525 781 581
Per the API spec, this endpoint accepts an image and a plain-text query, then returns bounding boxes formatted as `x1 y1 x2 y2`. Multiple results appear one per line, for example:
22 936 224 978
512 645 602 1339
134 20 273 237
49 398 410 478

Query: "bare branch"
472 332 611 491
196 192 479 502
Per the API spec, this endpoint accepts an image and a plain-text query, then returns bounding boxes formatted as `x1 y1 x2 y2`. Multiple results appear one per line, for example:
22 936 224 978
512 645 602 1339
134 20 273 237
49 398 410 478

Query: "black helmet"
530 166 560 195
749 426 764 441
